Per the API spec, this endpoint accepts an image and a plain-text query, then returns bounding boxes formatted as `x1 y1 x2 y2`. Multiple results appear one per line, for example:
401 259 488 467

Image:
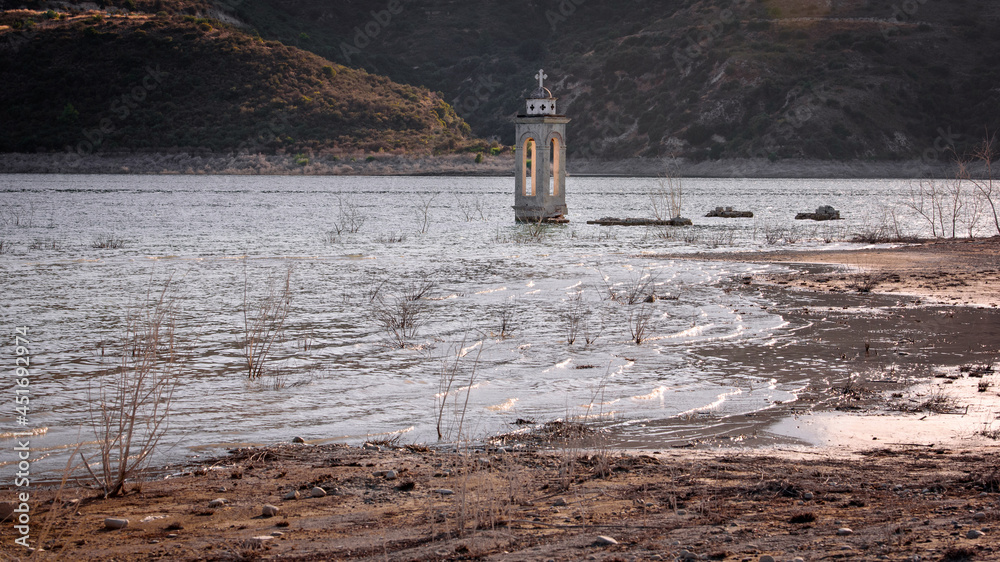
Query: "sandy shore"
665 236 1000 308
3 238 998 561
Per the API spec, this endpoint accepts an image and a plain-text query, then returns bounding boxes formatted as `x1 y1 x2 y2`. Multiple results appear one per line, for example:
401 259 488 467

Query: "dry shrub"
940 546 977 562
890 390 962 414
240 265 293 380
966 468 1000 493
82 279 178 498
846 271 889 293
332 195 365 234
746 480 804 498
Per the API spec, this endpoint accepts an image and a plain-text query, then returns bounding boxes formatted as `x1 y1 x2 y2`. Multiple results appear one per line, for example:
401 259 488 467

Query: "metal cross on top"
535 69 548 89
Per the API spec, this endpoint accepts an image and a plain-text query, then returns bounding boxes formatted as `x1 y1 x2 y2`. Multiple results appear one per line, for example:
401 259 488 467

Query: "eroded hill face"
223 0 1000 161
2 0 997 162
0 9 478 155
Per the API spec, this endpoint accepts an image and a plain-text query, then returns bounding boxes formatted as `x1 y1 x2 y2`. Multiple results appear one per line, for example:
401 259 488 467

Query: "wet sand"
3 237 998 561
676 235 1000 308
610 285 1000 451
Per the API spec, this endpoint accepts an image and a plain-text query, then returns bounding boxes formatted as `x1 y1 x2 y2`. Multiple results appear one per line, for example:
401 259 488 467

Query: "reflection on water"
0 174 949 475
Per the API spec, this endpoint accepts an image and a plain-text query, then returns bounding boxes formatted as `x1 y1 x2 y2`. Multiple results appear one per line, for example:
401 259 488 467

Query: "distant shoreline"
0 152 961 179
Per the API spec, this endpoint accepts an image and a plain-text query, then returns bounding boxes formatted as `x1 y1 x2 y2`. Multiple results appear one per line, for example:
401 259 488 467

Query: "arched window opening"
522 138 536 196
550 137 560 196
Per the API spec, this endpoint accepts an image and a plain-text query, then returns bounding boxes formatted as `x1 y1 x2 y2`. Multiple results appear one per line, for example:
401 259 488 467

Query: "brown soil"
6 442 999 562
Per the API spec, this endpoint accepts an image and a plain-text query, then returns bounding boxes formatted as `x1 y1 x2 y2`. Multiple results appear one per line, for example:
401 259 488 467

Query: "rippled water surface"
0 174 949 474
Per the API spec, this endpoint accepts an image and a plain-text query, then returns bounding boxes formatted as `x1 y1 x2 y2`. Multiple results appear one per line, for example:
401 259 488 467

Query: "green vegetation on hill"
222 0 1000 162
0 8 480 156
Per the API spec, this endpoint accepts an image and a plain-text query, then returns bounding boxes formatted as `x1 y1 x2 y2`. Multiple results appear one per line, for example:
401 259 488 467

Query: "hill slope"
226 0 1000 162
0 9 478 156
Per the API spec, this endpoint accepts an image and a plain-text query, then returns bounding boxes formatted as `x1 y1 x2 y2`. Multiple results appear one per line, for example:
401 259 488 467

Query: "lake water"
0 174 968 476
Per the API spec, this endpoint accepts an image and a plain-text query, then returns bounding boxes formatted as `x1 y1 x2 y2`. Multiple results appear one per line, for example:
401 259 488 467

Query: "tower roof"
524 69 558 116
529 86 554 99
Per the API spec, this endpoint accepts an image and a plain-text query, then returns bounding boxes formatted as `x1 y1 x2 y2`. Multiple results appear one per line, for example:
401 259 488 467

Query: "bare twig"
240 265 293 380
82 277 178 498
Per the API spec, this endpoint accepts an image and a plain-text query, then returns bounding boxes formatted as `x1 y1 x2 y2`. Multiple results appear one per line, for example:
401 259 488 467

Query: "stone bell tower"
513 69 570 223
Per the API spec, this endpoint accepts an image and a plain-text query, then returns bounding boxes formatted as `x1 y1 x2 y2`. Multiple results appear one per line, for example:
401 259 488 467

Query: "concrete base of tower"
513 203 569 223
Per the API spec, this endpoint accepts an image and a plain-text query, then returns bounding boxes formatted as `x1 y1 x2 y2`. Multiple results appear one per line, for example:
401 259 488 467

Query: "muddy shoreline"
658 236 1000 308
5 441 997 561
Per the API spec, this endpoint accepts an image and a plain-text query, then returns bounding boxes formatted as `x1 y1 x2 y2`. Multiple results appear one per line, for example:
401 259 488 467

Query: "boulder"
796 205 842 221
104 518 129 530
706 207 753 218
594 535 618 545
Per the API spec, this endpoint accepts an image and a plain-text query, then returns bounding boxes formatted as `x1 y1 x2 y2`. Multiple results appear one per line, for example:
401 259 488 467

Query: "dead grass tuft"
788 512 816 524
940 546 977 562
890 390 963 414
746 480 804 499
491 420 596 448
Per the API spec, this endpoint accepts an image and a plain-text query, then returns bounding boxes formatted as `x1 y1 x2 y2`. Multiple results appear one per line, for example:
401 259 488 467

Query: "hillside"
2 0 998 166
224 0 1000 163
0 8 481 157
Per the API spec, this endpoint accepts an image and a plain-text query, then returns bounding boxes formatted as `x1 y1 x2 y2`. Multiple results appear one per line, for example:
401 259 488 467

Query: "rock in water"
796 205 842 221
